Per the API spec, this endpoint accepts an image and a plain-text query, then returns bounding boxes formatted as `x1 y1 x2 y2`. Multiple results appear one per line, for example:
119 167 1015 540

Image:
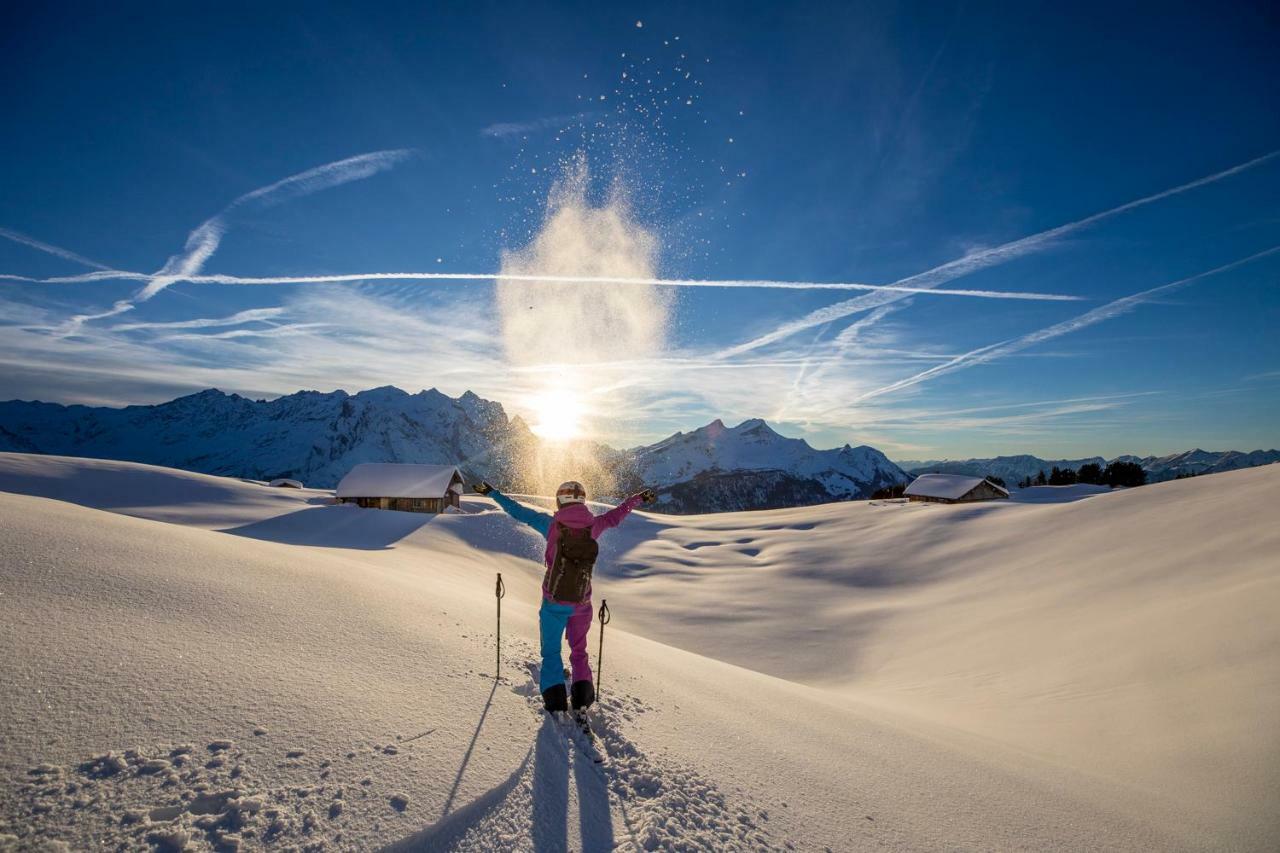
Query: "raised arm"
488 488 553 538
591 490 653 537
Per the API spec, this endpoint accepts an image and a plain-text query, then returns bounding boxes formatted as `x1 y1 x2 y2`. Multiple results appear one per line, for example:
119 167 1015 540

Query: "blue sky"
1 1 1277 459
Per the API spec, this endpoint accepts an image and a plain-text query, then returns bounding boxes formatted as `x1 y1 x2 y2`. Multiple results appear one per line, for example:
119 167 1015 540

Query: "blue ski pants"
539 596 594 694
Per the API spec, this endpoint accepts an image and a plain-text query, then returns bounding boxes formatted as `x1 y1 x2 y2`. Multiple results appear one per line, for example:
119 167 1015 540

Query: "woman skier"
473 479 655 713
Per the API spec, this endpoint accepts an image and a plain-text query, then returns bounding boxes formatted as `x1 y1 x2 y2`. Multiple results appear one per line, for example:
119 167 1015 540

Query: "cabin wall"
957 482 1009 502
340 496 446 513
907 482 1008 503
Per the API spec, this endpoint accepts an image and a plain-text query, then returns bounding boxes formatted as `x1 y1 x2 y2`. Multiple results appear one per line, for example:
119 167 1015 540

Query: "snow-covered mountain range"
4 387 1273 513
620 418 908 513
899 449 1280 484
0 386 533 489
0 389 908 513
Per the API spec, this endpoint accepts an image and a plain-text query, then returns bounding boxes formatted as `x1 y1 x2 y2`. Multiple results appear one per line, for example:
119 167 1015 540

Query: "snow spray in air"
496 155 670 496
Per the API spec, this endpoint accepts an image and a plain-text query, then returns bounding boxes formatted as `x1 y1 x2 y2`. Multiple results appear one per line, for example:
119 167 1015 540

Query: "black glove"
473 481 494 496
639 488 657 504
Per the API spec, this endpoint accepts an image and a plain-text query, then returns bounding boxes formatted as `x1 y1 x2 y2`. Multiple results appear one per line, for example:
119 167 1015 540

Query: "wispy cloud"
847 246 1280 404
111 307 286 332
481 112 598 138
715 149 1280 359
0 286 507 408
157 323 331 344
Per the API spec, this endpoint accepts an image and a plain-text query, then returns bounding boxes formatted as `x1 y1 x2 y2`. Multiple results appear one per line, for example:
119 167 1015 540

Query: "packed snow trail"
386 660 777 852
1 453 1276 849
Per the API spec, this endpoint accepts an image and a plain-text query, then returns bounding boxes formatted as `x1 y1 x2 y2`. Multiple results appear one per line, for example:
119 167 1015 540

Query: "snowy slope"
624 418 907 512
1 453 1276 850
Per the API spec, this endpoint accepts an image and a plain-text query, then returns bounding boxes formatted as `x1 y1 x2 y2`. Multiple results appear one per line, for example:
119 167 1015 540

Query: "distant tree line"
1015 460 1146 489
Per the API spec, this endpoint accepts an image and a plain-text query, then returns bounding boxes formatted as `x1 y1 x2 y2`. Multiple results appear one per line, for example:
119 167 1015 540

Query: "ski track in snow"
387 655 777 852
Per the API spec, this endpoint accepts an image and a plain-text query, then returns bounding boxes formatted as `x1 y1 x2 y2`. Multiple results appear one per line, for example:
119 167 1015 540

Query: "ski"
570 709 605 765
526 663 605 764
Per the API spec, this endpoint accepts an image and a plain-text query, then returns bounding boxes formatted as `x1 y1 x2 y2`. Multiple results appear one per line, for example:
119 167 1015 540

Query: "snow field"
1 452 1277 850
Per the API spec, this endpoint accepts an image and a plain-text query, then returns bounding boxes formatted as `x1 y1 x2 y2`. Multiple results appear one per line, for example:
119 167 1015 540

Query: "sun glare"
529 388 585 442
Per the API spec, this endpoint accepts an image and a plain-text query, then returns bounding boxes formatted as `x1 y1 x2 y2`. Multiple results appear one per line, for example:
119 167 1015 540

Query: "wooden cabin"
335 463 464 513
268 478 303 489
904 473 1009 504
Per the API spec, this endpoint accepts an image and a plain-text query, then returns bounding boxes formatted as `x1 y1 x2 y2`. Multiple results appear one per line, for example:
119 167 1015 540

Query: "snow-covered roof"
268 478 303 488
905 473 1008 500
335 463 462 498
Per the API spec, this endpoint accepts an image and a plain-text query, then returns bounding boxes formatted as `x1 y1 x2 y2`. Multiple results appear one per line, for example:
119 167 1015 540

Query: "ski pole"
596 599 610 701
495 573 505 679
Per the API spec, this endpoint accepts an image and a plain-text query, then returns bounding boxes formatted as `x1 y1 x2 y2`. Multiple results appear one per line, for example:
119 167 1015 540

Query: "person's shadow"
530 698 614 852
384 670 615 852
531 716 569 852
573 738 615 852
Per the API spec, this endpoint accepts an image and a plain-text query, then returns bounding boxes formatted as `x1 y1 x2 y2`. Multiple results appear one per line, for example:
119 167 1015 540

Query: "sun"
528 388 585 442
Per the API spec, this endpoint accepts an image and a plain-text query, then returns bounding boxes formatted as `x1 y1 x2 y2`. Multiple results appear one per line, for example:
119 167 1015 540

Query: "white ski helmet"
555 480 587 507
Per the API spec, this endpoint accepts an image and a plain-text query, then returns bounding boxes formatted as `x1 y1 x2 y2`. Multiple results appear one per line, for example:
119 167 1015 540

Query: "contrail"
0 226 114 271
50 149 413 335
772 302 905 422
843 245 1280 405
111 307 286 332
135 148 414 302
716 149 1280 359
1 269 1083 300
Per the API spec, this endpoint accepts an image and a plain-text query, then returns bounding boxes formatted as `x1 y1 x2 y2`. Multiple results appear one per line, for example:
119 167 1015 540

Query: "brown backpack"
546 523 599 603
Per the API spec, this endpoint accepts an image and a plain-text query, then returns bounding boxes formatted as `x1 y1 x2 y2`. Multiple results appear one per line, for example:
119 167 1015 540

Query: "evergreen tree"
1102 460 1147 488
1077 462 1103 484
1035 469 1047 486
1048 466 1077 485
986 474 1007 488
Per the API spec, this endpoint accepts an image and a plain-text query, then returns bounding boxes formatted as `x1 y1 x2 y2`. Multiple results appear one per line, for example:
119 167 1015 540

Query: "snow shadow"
0 453 309 526
529 715 614 852
223 505 437 550
531 716 570 852
573 743 614 851
381 746 533 853
440 682 499 818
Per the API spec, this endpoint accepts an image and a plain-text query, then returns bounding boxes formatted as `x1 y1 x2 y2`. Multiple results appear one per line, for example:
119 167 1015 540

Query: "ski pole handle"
598 599 610 625
496 573 505 600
